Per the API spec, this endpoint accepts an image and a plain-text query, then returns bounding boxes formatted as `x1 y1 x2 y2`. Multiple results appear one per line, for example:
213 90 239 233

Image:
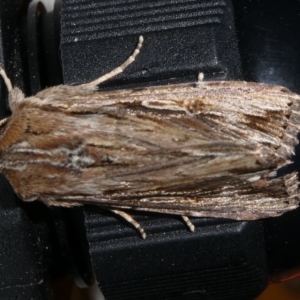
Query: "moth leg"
0 66 13 93
110 209 146 239
80 36 144 90
198 72 204 82
181 216 195 232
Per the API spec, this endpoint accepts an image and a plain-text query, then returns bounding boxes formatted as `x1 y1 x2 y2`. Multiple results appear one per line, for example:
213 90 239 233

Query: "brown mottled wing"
2 81 300 220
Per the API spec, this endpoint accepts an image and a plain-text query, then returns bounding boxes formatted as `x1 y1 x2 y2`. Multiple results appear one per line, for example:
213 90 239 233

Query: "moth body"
0 36 299 237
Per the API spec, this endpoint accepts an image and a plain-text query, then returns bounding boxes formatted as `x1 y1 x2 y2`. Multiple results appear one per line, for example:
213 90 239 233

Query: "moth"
0 36 299 238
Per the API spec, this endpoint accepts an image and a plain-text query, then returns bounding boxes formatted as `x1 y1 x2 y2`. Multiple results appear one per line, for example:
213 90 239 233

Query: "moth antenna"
111 209 146 239
80 35 144 90
0 66 13 93
181 216 195 232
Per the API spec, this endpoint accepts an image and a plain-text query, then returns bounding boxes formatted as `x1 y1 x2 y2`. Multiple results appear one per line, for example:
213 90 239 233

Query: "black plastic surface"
233 0 300 93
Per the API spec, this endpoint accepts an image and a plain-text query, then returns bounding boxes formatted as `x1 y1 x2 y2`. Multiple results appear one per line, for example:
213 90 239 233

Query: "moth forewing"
0 36 299 238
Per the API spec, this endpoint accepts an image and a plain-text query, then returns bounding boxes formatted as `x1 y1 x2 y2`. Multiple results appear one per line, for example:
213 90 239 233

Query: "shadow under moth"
0 36 299 238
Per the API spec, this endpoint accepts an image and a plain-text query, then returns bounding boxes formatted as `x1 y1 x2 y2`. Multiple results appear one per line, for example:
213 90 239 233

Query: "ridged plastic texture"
60 0 242 86
83 207 268 300
99 263 266 300
61 0 227 42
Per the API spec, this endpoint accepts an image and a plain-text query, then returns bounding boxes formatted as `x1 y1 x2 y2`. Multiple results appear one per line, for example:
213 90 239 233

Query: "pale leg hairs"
111 209 147 239
79 35 144 90
198 72 204 82
111 211 195 239
181 216 195 232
